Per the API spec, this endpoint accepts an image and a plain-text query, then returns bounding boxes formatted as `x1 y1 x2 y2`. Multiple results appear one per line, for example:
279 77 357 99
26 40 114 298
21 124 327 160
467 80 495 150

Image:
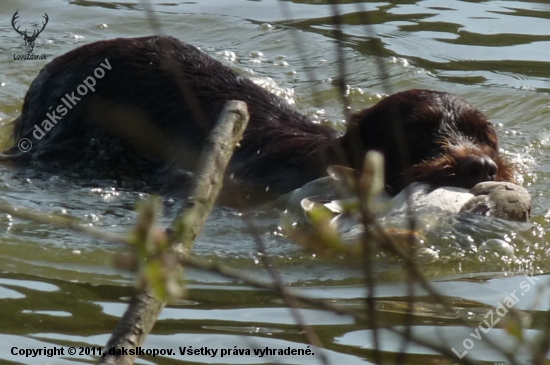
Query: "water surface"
0 1 549 364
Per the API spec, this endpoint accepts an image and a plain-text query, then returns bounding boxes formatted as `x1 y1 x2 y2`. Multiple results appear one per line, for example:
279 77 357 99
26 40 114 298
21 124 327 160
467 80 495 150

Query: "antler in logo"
11 11 49 54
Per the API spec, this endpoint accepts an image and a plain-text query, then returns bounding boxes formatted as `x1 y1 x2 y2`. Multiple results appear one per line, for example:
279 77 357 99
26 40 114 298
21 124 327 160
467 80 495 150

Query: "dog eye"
477 132 489 143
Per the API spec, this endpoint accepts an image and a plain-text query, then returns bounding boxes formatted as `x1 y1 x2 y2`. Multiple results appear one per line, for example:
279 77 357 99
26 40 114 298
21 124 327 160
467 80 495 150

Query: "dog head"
341 89 516 194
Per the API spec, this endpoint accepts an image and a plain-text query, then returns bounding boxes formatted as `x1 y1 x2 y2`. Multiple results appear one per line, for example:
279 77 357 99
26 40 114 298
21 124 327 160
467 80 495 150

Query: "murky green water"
0 0 550 364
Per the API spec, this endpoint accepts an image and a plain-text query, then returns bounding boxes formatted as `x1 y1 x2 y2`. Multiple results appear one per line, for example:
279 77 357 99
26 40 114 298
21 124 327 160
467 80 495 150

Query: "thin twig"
97 101 249 365
242 215 330 365
276 1 324 108
367 219 519 365
328 0 350 121
0 202 127 244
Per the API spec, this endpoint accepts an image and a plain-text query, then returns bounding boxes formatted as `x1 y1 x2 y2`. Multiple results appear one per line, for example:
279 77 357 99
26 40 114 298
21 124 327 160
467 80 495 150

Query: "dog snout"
459 155 498 184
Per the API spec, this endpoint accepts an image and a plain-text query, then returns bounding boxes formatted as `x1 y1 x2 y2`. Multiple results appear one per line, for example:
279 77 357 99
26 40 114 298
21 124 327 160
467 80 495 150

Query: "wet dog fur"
4 36 516 205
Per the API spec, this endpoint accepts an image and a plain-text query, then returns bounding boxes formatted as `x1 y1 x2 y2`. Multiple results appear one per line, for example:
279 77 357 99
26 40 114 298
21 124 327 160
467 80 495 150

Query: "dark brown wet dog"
4 36 516 204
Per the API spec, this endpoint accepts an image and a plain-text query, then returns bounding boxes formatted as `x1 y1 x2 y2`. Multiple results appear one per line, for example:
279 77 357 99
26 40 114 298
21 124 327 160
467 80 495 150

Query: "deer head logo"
11 11 49 54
